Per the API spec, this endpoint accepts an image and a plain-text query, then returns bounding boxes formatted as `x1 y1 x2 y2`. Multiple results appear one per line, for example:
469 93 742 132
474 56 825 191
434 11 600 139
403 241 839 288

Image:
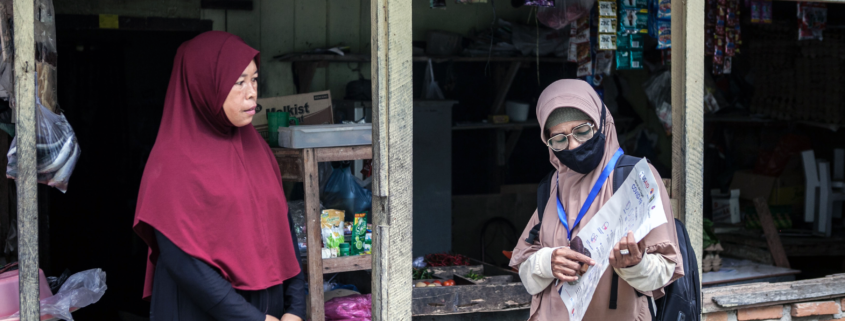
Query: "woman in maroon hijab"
133 31 305 321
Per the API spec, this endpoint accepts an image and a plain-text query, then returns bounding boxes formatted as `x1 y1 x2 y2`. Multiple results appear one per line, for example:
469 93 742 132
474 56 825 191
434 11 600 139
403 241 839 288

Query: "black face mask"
552 132 607 174
551 103 608 174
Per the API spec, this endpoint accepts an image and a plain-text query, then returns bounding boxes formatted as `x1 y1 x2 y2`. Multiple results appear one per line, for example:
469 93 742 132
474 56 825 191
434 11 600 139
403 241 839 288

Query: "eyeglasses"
546 123 595 152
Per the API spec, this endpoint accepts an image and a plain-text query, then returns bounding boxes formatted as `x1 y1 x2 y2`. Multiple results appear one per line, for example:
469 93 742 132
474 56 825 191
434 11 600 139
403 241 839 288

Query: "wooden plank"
225 1 260 49
294 0 327 92
671 0 705 302
753 198 790 268
259 0 297 97
702 274 845 312
302 148 325 321
200 9 226 31
314 145 373 162
371 0 414 319
411 283 531 315
490 61 522 115
712 281 845 309
13 0 39 318
452 119 539 131
322 255 372 273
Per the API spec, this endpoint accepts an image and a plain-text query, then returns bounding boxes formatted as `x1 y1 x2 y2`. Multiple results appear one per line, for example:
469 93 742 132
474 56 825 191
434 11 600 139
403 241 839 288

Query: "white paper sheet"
558 159 668 321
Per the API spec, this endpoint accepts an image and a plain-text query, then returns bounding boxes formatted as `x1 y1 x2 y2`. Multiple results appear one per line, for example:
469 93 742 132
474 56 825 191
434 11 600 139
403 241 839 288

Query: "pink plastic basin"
0 269 53 318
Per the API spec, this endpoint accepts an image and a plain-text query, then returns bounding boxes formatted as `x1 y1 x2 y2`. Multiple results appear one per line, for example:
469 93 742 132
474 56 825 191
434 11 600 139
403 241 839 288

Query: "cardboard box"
253 91 334 131
712 189 741 224
729 170 805 206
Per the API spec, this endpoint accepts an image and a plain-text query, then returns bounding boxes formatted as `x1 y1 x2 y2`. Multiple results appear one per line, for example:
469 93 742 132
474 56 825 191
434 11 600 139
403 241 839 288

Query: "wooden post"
370 0 413 319
671 0 704 309
13 0 40 319
302 148 324 321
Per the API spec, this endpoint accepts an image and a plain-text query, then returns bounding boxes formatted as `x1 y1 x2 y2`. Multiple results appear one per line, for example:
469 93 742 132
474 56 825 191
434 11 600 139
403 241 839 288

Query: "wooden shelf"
274 145 373 321
307 255 373 274
274 53 571 64
452 119 539 131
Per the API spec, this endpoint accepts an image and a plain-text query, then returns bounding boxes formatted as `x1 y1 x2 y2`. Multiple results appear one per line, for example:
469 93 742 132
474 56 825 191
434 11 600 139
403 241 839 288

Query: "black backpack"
525 155 701 321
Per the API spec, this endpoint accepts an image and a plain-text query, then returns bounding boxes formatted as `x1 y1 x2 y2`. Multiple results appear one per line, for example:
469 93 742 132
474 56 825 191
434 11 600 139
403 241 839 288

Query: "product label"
599 34 618 50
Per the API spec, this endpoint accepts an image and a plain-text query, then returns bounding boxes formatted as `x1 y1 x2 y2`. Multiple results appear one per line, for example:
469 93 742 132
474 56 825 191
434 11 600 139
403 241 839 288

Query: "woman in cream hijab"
510 79 683 321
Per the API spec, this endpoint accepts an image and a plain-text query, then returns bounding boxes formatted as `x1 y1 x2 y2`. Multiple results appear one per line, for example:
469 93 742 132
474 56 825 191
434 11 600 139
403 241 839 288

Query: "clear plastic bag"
421 59 445 100
11 268 107 321
325 293 372 321
6 75 80 193
288 200 307 253
642 69 672 135
321 164 372 216
538 0 595 30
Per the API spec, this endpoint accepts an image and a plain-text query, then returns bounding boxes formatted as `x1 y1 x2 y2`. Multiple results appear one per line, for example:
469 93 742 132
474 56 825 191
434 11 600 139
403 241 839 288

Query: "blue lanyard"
556 148 624 241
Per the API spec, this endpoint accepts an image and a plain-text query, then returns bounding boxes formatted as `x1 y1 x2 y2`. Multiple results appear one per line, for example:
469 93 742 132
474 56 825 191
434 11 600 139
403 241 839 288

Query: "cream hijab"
510 79 683 321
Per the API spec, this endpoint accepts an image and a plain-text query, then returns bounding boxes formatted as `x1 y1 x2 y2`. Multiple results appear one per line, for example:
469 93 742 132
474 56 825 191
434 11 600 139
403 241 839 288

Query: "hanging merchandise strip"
797 2 827 41
598 0 618 51
707 0 741 75
615 0 646 70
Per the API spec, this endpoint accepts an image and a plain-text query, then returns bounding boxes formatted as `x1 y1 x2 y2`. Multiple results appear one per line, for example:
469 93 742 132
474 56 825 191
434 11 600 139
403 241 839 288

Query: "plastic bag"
413 256 427 269
421 59 445 100
6 74 80 193
288 201 307 253
321 164 372 216
325 293 372 321
538 0 595 30
11 269 107 321
643 69 672 135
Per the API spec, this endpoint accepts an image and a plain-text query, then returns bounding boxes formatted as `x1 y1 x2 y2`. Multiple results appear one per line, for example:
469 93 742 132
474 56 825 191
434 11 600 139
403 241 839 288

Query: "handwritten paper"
558 159 668 321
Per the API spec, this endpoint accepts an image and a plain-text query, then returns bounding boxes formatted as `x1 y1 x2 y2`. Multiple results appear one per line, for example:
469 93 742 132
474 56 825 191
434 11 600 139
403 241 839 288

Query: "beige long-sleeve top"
518 247 676 295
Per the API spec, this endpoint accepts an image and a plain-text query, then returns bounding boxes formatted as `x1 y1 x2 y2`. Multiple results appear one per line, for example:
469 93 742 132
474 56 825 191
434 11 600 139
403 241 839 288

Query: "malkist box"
253 91 334 133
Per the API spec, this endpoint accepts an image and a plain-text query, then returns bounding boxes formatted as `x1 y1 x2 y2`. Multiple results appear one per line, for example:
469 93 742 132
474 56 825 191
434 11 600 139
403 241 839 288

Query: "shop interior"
0 0 843 320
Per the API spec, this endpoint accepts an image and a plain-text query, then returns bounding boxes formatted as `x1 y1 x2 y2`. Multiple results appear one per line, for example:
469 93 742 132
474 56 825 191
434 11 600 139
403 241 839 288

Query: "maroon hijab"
133 31 300 299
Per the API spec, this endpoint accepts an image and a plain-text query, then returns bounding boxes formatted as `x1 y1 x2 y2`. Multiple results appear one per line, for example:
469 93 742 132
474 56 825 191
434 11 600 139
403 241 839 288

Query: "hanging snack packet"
761 0 772 23
599 34 618 50
630 50 644 69
595 50 614 76
573 28 591 43
661 49 671 65
658 0 671 19
577 42 591 63
750 0 760 23
723 56 732 74
568 42 579 62
577 60 593 77
617 33 631 50
657 20 671 49
620 8 648 34
616 50 631 69
321 210 345 257
599 17 618 33
599 0 618 16
630 34 645 49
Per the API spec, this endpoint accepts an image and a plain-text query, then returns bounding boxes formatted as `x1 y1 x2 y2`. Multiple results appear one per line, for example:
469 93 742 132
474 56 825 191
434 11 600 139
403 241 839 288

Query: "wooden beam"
371 0 413 319
671 0 704 302
302 148 325 321
490 61 522 115
753 198 790 268
13 0 39 318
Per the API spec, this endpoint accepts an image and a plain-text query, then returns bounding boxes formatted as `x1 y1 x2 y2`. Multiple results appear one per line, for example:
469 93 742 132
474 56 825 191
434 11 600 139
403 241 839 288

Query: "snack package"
599 17 618 33
657 20 671 49
616 50 632 69
620 8 648 34
617 33 631 50
723 56 732 74
577 60 593 77
568 42 579 62
599 34 618 50
630 50 644 69
599 0 617 16
631 33 645 49
798 2 826 41
750 0 760 23
321 210 345 257
657 0 670 19
619 0 646 8
595 50 614 75
761 0 772 23
364 230 372 254
577 42 592 63
351 213 368 255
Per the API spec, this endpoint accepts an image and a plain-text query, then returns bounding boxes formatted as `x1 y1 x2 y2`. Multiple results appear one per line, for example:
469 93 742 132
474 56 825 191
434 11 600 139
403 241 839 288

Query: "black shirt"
149 213 306 321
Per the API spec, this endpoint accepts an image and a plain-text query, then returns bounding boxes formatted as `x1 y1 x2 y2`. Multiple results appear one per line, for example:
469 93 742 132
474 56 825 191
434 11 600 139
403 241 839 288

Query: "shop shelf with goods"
273 145 373 321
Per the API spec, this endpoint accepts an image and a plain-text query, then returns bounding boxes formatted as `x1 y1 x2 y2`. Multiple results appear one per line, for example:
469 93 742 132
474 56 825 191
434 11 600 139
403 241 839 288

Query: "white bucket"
505 101 530 122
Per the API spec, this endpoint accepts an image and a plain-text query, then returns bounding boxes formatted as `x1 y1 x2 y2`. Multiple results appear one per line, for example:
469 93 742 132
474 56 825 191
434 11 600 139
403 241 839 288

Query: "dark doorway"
49 23 204 319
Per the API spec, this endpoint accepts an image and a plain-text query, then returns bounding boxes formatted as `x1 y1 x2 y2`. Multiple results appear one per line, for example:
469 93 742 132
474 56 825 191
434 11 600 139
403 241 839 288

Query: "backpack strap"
609 155 650 309
525 170 556 244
